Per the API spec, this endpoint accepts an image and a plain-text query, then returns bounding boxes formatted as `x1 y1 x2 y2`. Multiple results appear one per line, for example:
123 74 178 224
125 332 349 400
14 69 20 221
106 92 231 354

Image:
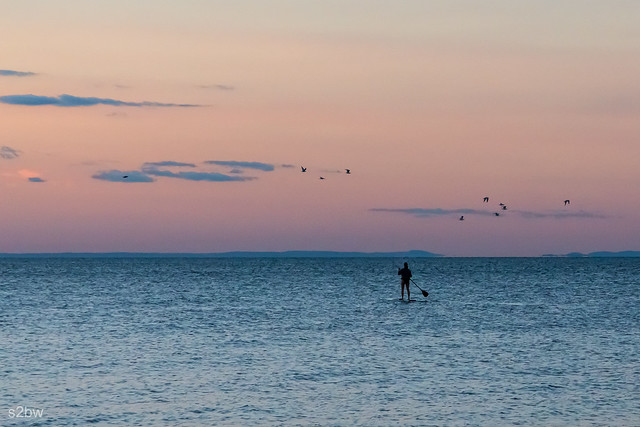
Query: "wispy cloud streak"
143 161 196 168
198 84 235 91
512 210 609 219
0 69 36 77
93 170 155 183
371 207 609 220
0 146 20 159
0 94 200 107
93 159 282 184
205 160 275 172
371 208 496 217
143 167 256 182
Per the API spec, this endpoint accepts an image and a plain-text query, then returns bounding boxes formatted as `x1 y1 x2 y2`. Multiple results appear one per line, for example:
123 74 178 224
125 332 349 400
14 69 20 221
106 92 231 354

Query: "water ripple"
1 257 639 425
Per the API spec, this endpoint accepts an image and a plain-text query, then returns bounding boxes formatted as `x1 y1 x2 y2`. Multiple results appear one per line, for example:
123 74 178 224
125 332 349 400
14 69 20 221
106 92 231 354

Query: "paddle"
410 279 429 298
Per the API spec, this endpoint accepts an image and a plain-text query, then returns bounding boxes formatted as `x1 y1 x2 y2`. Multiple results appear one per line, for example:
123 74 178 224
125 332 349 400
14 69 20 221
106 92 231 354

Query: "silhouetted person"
398 262 412 300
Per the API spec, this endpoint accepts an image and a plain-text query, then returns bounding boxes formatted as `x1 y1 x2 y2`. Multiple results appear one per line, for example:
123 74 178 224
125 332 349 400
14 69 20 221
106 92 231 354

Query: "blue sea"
1 257 639 426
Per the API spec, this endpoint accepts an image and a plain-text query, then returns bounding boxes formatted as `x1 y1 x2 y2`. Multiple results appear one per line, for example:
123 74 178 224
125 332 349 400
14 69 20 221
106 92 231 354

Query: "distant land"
1 250 638 258
0 250 443 258
542 251 640 257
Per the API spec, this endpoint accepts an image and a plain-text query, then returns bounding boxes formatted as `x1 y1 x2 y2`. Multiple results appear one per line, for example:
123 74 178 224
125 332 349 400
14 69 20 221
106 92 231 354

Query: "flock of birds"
301 166 350 180
458 198 571 221
298 167 575 223
298 167 575 222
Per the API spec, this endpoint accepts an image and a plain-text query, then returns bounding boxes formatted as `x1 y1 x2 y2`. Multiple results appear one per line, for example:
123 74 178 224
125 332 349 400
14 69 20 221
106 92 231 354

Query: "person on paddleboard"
398 262 412 300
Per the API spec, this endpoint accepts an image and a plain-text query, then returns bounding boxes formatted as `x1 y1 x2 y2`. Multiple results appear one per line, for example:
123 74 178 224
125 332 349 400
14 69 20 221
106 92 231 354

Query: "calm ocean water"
1 257 639 426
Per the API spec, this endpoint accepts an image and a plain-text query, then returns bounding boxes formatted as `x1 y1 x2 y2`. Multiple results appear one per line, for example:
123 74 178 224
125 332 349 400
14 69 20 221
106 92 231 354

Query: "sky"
1 0 639 256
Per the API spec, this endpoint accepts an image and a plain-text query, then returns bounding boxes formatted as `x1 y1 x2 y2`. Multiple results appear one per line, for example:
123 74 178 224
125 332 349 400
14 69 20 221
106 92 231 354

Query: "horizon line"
0 250 638 258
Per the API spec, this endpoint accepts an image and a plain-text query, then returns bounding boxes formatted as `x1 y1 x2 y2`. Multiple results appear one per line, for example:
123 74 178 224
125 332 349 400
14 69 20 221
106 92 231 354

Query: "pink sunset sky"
1 1 639 256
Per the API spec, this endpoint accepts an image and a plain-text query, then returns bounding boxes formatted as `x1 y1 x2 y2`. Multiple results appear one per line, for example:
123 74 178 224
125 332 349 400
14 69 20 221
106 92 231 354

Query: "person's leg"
401 280 405 299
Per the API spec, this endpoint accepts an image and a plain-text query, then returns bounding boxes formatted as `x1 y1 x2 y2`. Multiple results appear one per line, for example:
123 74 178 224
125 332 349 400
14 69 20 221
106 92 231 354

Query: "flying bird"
123 175 128 179
301 166 307 172
494 212 500 216
564 199 570 206
345 169 351 174
483 197 489 203
459 216 464 221
319 176 325 180
502 205 507 210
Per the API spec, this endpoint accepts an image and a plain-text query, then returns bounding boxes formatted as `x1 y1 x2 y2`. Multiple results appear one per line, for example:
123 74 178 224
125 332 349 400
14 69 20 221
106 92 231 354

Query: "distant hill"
542 251 640 257
0 250 443 258
216 250 444 258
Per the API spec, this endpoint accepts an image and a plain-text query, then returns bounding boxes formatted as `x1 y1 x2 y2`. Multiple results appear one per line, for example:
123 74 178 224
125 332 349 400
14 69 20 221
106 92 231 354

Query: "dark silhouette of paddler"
398 262 412 301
